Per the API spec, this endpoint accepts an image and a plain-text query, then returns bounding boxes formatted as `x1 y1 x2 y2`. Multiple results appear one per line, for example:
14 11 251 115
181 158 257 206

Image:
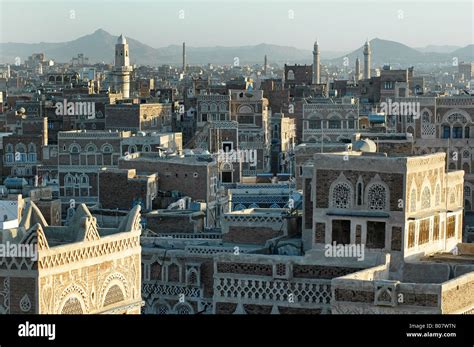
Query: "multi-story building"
2 111 47 184
229 89 270 176
0 201 142 314
386 96 474 211
57 130 129 208
118 152 223 227
302 149 463 264
302 97 359 143
105 101 172 132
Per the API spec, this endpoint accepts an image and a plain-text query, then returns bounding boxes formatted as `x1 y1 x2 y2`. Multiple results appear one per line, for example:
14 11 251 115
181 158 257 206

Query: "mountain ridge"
0 29 472 66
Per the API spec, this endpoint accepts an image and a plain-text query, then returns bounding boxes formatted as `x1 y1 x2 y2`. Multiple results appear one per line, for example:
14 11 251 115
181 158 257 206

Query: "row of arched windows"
200 103 228 112
64 143 113 154
330 179 389 210
64 173 89 186
410 184 441 213
5 143 37 163
5 143 36 153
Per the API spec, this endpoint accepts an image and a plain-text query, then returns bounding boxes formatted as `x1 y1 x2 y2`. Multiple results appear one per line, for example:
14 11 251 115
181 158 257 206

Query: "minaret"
355 57 360 82
363 39 371 80
312 40 320 84
264 55 267 76
182 42 186 74
113 34 132 98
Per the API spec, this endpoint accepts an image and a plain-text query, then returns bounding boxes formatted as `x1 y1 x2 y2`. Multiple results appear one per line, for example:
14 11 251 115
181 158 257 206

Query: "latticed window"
61 297 84 314
175 304 192 314
331 183 352 209
187 271 198 285
419 219 430 245
276 263 286 277
103 285 125 307
447 216 456 238
421 187 431 209
408 223 415 248
410 189 416 212
433 215 440 240
155 304 169 315
367 184 387 210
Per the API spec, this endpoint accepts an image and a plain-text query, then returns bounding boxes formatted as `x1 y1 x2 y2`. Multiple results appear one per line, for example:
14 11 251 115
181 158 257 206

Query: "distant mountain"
0 29 346 65
330 38 471 67
0 30 472 67
415 45 461 53
0 29 158 65
452 45 474 61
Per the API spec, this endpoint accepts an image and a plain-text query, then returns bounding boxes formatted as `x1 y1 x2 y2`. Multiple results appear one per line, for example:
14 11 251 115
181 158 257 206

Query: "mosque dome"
353 138 377 153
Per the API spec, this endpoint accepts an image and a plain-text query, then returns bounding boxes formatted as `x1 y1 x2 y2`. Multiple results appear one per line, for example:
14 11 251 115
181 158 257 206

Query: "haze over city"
1 0 472 51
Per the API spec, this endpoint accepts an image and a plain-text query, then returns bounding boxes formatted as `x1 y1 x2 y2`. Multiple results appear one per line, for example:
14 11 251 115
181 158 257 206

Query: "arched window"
5 144 13 153
102 144 113 153
86 144 96 153
28 143 36 153
103 284 125 307
80 175 88 185
174 303 193 315
69 144 81 154
15 143 26 153
367 183 388 210
65 174 74 185
421 186 431 209
201 104 209 112
331 182 353 209
287 70 295 80
210 103 217 112
61 297 84 314
187 270 198 285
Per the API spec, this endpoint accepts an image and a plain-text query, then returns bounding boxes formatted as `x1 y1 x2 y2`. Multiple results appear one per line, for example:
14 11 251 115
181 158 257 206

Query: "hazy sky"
0 0 472 51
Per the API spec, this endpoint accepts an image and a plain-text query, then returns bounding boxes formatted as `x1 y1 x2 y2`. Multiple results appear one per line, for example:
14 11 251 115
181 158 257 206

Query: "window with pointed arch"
410 188 416 212
421 186 431 209
187 270 198 286
175 303 193 315
367 183 388 210
330 182 353 209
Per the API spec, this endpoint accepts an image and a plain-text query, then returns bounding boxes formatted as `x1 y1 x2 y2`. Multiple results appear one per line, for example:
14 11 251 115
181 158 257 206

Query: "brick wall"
316 169 404 210
223 226 282 245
